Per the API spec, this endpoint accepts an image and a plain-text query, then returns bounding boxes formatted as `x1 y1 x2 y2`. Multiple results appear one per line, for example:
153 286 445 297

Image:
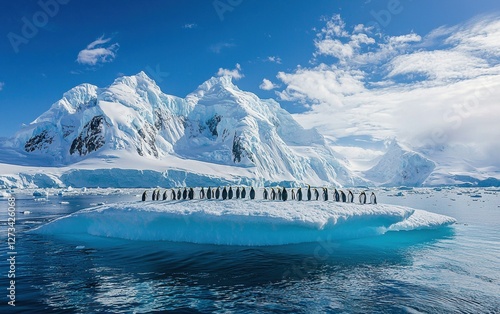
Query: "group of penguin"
141 186 377 204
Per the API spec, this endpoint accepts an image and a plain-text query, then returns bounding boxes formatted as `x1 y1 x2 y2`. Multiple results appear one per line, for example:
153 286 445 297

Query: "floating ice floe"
33 200 456 246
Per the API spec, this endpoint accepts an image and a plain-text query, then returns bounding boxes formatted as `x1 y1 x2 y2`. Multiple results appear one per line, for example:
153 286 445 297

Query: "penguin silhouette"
348 190 354 203
177 189 182 200
156 189 161 201
188 188 194 200
207 187 212 200
141 190 147 201
277 188 282 201
241 187 247 199
151 190 156 201
171 189 176 200
263 188 268 200
282 187 288 201
291 189 295 200
222 187 228 200
370 192 377 204
215 187 220 199
270 188 276 200
323 188 328 201
235 187 240 199
200 187 205 199
307 185 312 201
334 189 340 202
182 188 188 200
162 190 168 201
340 190 346 202
359 191 366 204
228 187 233 199
314 188 319 200
249 187 255 199
297 188 303 201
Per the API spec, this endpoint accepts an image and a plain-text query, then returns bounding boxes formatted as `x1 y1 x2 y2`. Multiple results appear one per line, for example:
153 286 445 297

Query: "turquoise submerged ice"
34 200 456 246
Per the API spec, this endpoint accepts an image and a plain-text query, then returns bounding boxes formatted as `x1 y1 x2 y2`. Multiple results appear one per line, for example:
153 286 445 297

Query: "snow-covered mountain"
0 72 364 188
363 141 436 187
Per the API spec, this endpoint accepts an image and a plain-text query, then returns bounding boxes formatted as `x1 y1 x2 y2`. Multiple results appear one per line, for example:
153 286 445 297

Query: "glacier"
33 199 456 246
0 72 498 188
0 72 364 188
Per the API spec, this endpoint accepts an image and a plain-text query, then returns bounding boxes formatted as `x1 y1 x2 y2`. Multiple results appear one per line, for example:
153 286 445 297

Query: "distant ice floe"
33 200 456 246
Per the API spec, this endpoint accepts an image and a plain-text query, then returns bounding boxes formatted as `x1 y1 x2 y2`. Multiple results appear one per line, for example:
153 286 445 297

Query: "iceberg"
33 200 456 246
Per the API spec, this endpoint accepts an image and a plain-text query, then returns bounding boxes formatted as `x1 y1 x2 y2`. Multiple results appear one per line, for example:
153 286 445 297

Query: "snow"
0 72 497 188
33 200 455 246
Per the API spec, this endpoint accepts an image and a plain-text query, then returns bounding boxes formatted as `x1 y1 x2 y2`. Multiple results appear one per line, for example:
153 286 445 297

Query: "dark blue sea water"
1 188 499 313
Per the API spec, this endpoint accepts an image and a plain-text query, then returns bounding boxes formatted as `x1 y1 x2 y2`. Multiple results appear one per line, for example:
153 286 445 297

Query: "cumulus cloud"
217 63 244 80
183 23 197 29
76 36 119 66
276 14 500 170
0 82 4 91
267 56 282 64
259 78 279 90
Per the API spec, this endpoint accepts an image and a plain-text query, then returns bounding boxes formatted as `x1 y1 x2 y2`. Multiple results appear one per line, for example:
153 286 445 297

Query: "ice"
33 200 455 246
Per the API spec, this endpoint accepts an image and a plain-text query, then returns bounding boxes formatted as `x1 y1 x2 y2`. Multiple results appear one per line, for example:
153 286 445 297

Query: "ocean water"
0 187 499 313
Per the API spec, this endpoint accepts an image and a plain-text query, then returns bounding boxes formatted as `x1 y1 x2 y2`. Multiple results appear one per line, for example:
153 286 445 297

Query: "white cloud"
259 78 279 90
77 35 119 66
277 14 500 170
217 63 244 80
0 82 4 91
183 23 197 29
267 56 282 64
210 42 235 54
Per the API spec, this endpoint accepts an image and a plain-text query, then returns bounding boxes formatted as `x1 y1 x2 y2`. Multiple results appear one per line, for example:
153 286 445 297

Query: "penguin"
182 188 188 200
340 190 347 202
270 188 276 200
235 187 240 199
156 189 161 201
207 187 212 200
200 187 205 199
314 188 319 201
307 185 312 201
370 192 377 204
282 187 288 201
359 191 367 204
215 187 220 199
222 187 228 200
188 187 194 200
297 187 303 201
141 190 147 201
228 187 233 199
277 188 282 201
171 189 176 200
241 187 247 199
263 188 268 200
177 189 182 200
249 187 255 200
323 187 328 201
152 190 156 201
334 189 340 202
291 189 295 200
162 190 168 201
348 190 354 203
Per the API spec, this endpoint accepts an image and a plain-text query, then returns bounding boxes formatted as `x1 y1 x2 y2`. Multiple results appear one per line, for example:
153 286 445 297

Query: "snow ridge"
3 72 363 187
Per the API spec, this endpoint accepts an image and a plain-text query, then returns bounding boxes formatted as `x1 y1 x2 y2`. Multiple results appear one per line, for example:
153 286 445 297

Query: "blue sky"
1 0 499 145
